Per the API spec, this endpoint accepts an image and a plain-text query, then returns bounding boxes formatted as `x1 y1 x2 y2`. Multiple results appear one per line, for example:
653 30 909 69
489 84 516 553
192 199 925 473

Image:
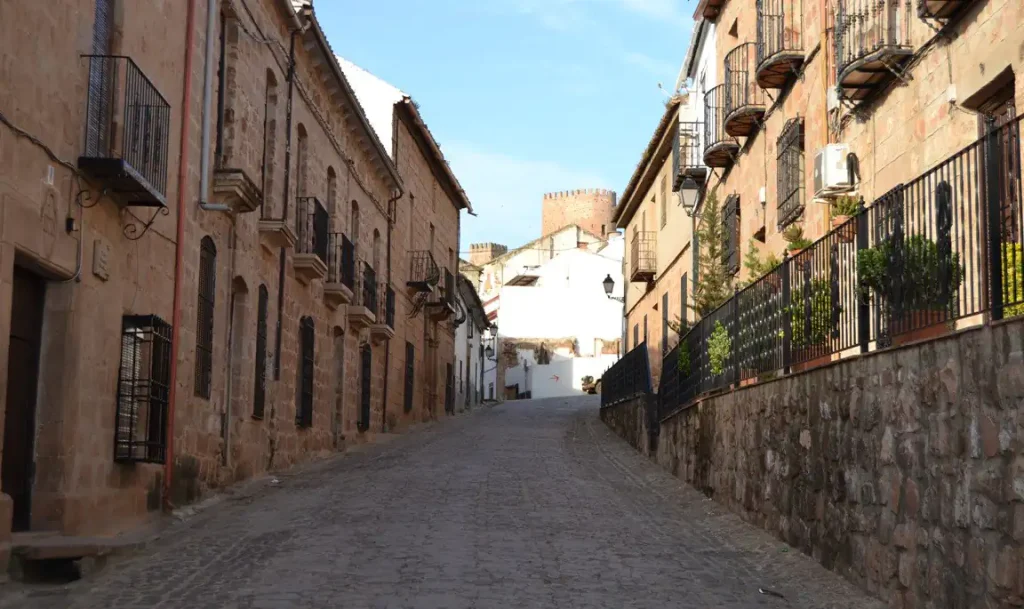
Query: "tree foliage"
691 191 733 316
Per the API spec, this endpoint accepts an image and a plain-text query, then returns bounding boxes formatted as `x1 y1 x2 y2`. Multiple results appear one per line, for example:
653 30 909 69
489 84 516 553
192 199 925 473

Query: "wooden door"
2 269 45 531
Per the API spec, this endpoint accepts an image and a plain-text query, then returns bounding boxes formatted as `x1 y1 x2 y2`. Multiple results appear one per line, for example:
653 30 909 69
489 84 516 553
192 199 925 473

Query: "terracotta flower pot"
831 215 856 242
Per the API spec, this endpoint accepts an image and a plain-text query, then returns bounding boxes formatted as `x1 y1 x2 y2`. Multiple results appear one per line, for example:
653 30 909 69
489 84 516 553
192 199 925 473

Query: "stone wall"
604 317 1024 609
541 189 616 239
599 397 651 457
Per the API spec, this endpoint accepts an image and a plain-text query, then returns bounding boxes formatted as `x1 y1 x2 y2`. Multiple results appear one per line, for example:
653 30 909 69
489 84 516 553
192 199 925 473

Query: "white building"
489 234 624 399
454 274 488 411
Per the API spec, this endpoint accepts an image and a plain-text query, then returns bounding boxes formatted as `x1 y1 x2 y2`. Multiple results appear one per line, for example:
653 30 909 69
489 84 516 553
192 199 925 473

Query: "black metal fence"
80 55 171 205
296 197 328 262
327 232 355 289
600 342 653 407
657 114 1024 419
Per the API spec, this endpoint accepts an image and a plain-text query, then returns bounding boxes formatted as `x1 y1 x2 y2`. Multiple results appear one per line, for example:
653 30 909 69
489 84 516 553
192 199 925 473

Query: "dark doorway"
3 268 46 531
444 363 454 415
358 345 371 431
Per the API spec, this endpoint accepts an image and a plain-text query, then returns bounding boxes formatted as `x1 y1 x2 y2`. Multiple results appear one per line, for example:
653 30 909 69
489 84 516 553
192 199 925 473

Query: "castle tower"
469 242 508 267
541 188 618 239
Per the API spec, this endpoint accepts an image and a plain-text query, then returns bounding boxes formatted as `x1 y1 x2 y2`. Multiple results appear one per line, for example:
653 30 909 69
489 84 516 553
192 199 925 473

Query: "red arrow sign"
551 375 560 382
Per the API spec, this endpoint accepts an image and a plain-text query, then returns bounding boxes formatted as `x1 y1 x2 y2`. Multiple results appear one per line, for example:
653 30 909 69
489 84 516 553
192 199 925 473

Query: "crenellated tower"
541 188 618 238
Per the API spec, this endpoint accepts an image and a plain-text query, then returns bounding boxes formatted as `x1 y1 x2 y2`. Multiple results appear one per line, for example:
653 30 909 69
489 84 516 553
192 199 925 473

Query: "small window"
404 342 415 412
254 285 268 419
601 224 606 235
633 324 639 348
643 315 648 345
723 195 740 275
296 124 309 197
115 315 172 463
195 236 216 398
296 316 314 427
777 118 805 230
351 201 360 247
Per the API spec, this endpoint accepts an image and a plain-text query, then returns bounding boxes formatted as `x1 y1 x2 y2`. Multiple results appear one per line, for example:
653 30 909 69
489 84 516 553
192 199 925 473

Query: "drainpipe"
165 0 199 509
199 0 229 212
380 191 401 431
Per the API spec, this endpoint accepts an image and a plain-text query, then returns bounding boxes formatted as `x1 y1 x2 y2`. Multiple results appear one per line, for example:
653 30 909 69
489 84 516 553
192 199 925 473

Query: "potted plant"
858 234 963 345
788 277 837 371
783 225 813 257
1004 243 1024 319
830 195 860 242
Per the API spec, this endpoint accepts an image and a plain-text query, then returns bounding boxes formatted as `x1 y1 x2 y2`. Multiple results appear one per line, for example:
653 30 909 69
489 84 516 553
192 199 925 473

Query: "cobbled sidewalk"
0 397 884 609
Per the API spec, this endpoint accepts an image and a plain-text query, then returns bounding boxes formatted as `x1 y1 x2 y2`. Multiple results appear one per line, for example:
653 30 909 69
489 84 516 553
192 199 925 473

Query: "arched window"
350 200 360 247
372 229 381 271
262 70 279 218
296 123 308 198
254 285 269 419
296 316 314 427
326 166 337 226
195 236 216 398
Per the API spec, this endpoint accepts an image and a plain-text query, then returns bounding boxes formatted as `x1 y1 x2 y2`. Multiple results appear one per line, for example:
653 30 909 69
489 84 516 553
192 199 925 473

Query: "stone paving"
1 396 885 608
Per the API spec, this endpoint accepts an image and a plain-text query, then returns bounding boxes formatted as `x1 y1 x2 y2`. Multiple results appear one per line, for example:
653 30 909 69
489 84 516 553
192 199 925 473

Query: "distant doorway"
2 268 46 531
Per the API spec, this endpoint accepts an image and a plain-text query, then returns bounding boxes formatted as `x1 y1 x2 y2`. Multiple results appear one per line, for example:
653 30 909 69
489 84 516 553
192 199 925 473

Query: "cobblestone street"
1 397 883 609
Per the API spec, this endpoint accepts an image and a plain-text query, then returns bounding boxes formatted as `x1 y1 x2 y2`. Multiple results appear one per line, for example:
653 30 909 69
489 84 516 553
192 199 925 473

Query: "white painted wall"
504 349 620 399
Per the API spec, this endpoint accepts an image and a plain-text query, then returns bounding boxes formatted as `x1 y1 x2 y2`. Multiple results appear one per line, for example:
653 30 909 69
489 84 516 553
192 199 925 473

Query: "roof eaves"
298 6 404 193
613 100 681 229
397 98 473 213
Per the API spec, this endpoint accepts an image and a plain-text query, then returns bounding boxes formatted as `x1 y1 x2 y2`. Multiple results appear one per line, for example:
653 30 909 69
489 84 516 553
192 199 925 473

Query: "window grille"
777 118 805 230
723 194 741 275
115 315 172 463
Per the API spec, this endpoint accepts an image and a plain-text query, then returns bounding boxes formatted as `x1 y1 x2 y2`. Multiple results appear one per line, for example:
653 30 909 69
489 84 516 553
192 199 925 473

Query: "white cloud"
443 141 613 250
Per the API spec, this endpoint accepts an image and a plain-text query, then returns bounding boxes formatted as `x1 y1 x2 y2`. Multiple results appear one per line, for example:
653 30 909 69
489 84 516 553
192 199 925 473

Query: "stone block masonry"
603 317 1024 609
541 188 617 239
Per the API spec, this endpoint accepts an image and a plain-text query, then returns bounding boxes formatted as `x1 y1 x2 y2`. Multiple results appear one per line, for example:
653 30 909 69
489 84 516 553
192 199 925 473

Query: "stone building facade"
0 0 468 568
615 98 697 388
540 188 618 239
690 0 1024 284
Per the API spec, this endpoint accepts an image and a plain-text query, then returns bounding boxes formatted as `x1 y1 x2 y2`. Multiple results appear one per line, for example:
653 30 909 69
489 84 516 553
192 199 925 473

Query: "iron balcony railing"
724 43 768 126
835 0 913 82
656 114 1024 420
361 261 378 313
672 121 706 191
600 342 653 407
756 0 803 72
444 269 456 306
630 232 656 282
378 283 396 329
296 197 328 262
79 55 171 207
327 232 356 289
407 250 440 291
702 85 737 167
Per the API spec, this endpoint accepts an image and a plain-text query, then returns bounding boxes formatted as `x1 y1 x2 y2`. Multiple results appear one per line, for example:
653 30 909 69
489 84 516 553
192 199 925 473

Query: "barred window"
254 285 268 419
404 341 415 412
296 316 314 427
660 176 668 228
195 236 216 398
723 194 740 275
661 292 669 353
777 118 805 230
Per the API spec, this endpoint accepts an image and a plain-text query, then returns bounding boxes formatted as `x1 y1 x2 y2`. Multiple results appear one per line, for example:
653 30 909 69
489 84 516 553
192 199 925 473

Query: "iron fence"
600 342 653 407
657 114 1024 418
80 55 171 205
296 197 328 262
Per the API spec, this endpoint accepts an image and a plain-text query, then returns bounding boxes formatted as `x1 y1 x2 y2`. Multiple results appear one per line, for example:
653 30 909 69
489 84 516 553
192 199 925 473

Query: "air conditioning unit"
813 144 854 198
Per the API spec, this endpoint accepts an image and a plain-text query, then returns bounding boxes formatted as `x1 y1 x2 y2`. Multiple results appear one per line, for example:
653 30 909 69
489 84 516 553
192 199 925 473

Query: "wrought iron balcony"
78 55 170 208
371 282 397 345
347 259 377 328
917 0 974 19
294 196 328 282
703 85 739 168
630 231 656 283
324 232 355 308
724 43 768 137
427 269 457 321
835 0 914 102
756 0 805 89
362 263 378 313
407 250 440 292
672 121 707 192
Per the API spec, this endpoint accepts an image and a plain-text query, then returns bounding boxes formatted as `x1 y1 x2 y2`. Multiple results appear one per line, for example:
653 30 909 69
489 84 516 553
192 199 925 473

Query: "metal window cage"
723 194 741 274
115 315 172 463
777 118 806 230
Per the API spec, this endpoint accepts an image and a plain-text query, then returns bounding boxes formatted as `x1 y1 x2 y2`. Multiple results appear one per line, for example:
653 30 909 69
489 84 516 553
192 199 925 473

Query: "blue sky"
317 0 693 253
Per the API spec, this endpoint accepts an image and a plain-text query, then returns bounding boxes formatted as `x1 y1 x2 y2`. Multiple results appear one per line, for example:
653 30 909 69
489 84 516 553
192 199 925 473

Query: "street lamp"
485 344 494 360
679 177 700 217
603 274 624 303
